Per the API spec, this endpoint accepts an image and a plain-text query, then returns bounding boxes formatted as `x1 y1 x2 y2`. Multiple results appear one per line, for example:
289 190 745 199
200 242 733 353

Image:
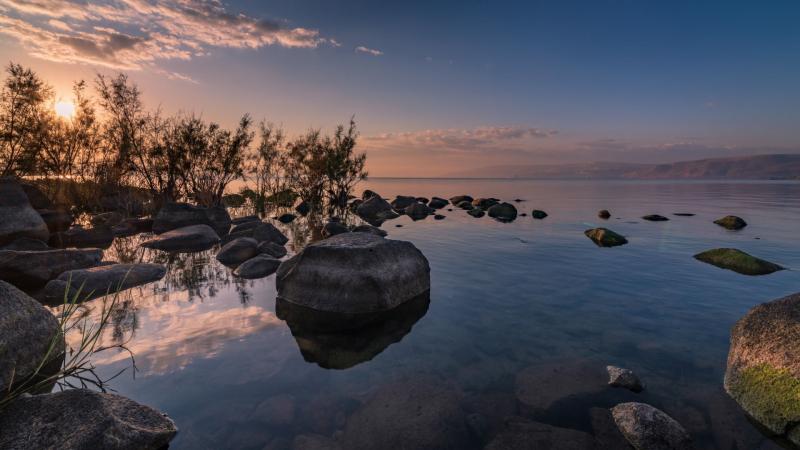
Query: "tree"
0 63 52 176
247 121 287 212
95 73 144 186
284 128 328 211
128 112 189 205
324 118 367 210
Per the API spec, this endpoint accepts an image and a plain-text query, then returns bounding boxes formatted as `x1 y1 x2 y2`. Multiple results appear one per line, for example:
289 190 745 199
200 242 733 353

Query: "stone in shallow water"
252 222 289 245
216 237 260 266
467 208 485 218
0 248 103 287
42 263 166 304
405 202 433 220
0 389 177 449
258 241 288 258
428 197 449 209
234 254 281 279
487 202 518 222
642 214 669 221
484 417 596 450
584 228 628 247
724 292 800 445
693 248 783 275
141 224 220 252
0 177 50 247
50 225 114 249
449 195 473 205
276 232 430 316
598 209 611 219
611 402 693 450
322 221 349 238
714 215 747 230
152 202 231 236
607 365 644 392
514 360 607 414
390 195 417 210
531 209 548 219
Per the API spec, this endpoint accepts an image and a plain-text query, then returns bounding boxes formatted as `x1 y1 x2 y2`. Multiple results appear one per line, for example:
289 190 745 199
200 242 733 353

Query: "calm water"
69 180 800 449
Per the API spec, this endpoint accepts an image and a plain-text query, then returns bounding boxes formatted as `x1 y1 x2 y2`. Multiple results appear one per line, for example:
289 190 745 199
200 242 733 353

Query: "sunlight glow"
55 100 76 119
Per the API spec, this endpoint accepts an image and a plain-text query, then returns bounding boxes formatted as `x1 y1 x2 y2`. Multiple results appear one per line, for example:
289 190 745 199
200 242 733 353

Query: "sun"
55 100 76 119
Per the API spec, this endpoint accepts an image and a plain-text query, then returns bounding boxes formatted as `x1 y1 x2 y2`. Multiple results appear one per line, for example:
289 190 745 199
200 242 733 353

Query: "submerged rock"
152 202 231 236
642 214 669 222
0 177 50 247
487 202 517 222
0 248 103 287
531 210 548 219
484 418 596 450
141 224 220 252
515 360 607 414
50 225 114 249
724 292 800 445
276 233 430 324
428 197 449 209
714 215 747 230
607 365 644 392
234 254 281 279
585 228 628 247
611 402 693 450
0 389 177 449
216 237 260 266
258 241 288 258
42 263 166 303
0 281 65 393
449 195 473 205
693 248 783 275
405 202 433 220
323 221 350 238
598 209 611 219
352 224 388 237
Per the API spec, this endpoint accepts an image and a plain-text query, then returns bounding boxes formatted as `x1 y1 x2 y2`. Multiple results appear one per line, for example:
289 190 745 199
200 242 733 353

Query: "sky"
1 0 799 176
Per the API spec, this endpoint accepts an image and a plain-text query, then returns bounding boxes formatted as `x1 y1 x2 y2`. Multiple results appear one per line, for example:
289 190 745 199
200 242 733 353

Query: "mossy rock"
725 292 800 444
714 215 747 230
584 228 628 247
694 248 783 275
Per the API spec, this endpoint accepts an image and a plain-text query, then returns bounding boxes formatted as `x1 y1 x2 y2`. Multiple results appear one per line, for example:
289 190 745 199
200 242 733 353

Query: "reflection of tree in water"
146 248 234 302
109 292 139 343
278 207 365 252
106 234 147 264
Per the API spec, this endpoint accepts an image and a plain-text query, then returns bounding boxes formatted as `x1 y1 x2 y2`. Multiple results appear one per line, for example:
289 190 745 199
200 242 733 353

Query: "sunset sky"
1 0 799 176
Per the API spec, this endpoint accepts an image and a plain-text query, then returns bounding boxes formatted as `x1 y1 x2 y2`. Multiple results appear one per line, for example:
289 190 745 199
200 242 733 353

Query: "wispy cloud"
355 46 383 56
365 126 557 152
0 0 332 79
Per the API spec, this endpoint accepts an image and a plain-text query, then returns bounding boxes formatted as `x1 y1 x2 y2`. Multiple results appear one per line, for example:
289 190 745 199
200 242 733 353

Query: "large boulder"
152 202 231 236
0 389 177 449
484 418 596 450
391 195 417 210
141 224 220 252
50 225 114 249
42 263 167 303
276 233 430 320
230 219 263 234
342 380 470 450
216 237 260 266
487 202 518 222
456 200 474 210
714 215 747 230
234 254 281 279
611 402 693 450
0 177 50 247
0 248 103 288
693 248 783 275
724 292 800 445
0 281 65 393
585 228 628 247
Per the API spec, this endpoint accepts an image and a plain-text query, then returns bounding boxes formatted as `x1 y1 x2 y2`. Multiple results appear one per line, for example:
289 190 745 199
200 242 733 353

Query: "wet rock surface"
234 254 281 279
258 241 288 258
585 228 628 247
216 237 260 266
405 201 433 220
531 210 548 219
607 365 644 392
611 402 694 450
42 263 166 303
714 215 747 230
693 248 783 275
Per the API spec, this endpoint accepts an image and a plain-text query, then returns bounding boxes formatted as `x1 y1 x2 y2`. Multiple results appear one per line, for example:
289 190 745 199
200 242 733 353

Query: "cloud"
0 0 330 78
365 126 558 153
355 46 383 56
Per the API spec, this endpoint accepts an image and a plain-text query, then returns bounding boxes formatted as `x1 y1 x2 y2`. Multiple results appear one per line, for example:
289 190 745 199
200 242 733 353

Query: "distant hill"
446 154 800 180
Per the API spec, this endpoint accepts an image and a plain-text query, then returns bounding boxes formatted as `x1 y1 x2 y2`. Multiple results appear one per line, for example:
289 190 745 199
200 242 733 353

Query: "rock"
141 224 220 252
515 360 607 414
428 197 448 209
361 189 380 200
295 199 311 216
276 233 430 322
20 182 53 209
724 292 800 445
449 195 473 205
112 217 153 236
42 263 166 303
0 389 177 449
467 208 485 218
607 365 644 392
38 209 73 233
323 222 350 238
531 210 548 219
231 219 263 234
234 254 281 279
611 402 693 450
1 237 49 251
416 197 429 204
348 198 363 213
90 211 124 228
642 214 669 222
391 195 417 210
0 177 50 247
351 224 387 237
342 380 469 450
216 237 260 266
472 198 499 209
0 281 65 393
714 215 747 230
405 202 433 220
693 248 783 275
0 248 103 287
395 224 403 228
591 407 631 450
434 214 446 220
50 225 114 249
487 202 517 222
253 394 296 427
356 196 397 224
598 210 611 219
231 215 260 225
585 228 628 247
457 200 474 210
252 222 289 245
152 202 231 236
278 213 296 224
484 417 596 450
673 213 695 217
514 198 524 202
258 241 288 258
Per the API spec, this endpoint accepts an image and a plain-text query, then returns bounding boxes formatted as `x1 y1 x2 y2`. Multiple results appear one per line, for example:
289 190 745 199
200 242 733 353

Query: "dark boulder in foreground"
598 209 611 219
152 202 231 236
258 241 288 258
585 228 628 247
276 233 430 323
216 237 260 266
342 379 470 450
50 225 114 249
0 389 177 449
611 402 693 450
428 197 449 209
230 219 263 234
42 263 166 304
724 292 800 446
693 248 783 275
487 202 517 222
234 254 281 279
352 224 388 237
0 248 103 287
642 214 669 222
449 195 473 205
0 177 50 247
531 210 548 219
0 281 65 393
607 365 644 392
485 417 596 450
405 202 433 220
714 215 747 230
141 224 220 252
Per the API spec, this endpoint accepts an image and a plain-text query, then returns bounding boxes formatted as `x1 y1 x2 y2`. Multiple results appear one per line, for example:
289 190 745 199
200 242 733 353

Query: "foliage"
0 63 52 176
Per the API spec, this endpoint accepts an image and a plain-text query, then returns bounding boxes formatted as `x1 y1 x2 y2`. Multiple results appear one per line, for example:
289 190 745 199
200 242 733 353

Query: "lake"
70 179 800 449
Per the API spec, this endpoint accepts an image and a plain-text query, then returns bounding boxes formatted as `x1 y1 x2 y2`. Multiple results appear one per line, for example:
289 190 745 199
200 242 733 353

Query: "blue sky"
0 0 798 176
